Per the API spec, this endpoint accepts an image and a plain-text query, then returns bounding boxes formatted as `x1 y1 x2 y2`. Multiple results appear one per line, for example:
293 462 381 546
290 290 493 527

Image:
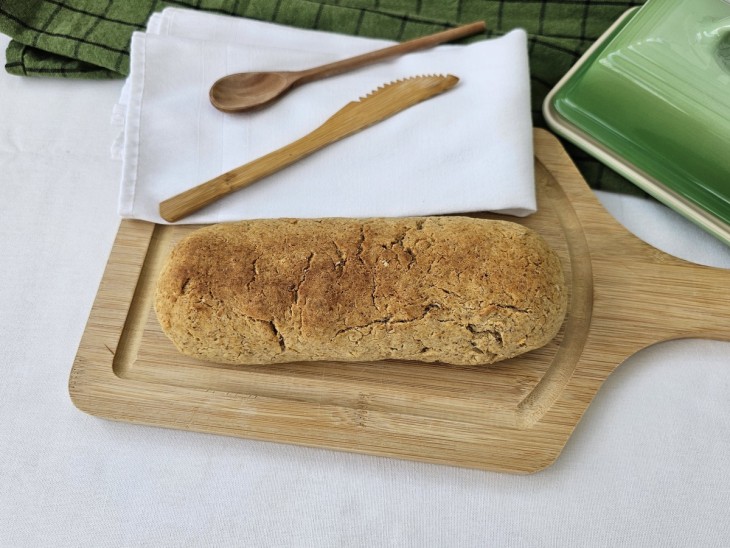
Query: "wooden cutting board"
69 129 730 473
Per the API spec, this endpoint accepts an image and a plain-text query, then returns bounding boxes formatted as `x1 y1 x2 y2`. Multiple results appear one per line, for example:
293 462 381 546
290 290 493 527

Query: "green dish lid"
544 0 730 246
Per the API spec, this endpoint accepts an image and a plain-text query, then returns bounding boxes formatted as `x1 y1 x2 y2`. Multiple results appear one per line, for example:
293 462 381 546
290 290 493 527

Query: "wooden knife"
159 74 459 223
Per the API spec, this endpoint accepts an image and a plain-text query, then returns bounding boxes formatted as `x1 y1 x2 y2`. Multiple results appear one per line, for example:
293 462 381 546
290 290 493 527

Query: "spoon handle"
296 21 486 85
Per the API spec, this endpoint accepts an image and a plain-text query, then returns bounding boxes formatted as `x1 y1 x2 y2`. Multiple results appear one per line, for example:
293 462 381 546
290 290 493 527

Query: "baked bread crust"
155 217 567 366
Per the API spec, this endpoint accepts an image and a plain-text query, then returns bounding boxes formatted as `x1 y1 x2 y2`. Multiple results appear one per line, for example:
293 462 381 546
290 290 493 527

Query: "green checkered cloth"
0 0 645 194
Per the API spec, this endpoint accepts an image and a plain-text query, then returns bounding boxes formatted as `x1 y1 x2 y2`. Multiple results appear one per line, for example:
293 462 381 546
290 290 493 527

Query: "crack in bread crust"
154 217 568 366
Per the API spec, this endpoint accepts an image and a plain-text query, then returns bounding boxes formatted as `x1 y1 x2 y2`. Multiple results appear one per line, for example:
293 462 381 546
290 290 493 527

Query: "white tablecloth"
1 32 729 547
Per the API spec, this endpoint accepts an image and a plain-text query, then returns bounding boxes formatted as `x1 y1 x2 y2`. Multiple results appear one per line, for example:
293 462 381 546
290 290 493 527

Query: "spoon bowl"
210 72 299 112
209 21 485 113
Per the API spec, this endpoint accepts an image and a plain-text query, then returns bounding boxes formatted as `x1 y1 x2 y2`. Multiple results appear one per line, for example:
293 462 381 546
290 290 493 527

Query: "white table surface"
1 32 729 547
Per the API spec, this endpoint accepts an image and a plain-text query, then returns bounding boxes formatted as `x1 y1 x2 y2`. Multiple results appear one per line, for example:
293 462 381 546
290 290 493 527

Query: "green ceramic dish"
544 0 730 246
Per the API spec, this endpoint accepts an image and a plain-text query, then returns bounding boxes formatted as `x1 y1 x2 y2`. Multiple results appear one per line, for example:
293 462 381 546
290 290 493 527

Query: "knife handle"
159 126 342 223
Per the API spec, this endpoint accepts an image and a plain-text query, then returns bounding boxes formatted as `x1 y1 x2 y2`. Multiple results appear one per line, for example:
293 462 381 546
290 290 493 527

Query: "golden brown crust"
154 217 567 366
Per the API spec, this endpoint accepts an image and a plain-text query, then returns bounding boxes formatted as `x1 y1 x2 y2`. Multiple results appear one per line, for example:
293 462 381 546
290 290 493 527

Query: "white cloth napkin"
114 8 535 224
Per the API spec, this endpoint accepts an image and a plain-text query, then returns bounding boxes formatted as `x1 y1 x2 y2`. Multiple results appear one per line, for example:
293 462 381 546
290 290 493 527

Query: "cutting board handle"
535 128 730 354
631 250 730 342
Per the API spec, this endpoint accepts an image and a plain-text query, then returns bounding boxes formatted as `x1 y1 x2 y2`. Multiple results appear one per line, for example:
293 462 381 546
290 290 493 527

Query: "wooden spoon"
209 21 485 112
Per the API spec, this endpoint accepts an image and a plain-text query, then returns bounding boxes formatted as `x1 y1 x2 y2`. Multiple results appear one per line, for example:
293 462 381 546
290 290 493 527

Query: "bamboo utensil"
160 74 459 223
208 22 484 112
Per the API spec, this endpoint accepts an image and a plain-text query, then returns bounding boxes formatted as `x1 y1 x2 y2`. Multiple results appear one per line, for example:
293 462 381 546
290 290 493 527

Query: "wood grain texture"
70 129 730 473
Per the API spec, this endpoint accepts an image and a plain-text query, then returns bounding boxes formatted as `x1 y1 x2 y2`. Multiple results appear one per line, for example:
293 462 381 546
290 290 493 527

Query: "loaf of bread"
155 217 567 366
